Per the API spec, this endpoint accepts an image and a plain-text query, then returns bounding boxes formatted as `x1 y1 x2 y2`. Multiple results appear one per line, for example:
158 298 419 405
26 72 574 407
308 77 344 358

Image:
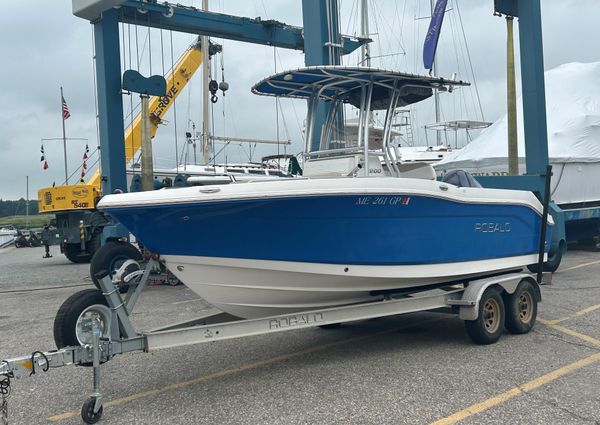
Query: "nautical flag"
423 0 448 71
80 144 89 180
62 95 71 120
40 143 49 170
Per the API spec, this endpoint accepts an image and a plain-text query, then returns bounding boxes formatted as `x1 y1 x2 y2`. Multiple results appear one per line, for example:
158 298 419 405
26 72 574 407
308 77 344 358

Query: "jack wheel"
464 287 505 345
54 289 112 366
90 241 143 289
81 398 103 424
504 280 538 334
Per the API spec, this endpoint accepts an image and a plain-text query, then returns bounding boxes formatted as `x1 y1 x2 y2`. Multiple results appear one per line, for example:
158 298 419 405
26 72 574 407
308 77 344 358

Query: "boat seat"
441 170 482 188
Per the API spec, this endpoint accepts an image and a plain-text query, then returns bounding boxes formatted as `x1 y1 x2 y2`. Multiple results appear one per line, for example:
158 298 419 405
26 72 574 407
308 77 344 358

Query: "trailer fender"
458 273 540 321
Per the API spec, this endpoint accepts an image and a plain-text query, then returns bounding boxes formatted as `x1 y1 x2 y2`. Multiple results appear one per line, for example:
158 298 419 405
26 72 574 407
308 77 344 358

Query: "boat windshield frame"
252 66 469 174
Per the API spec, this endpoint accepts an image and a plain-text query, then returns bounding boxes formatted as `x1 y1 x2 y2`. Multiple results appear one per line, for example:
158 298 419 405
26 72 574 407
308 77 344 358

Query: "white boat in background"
435 62 600 209
127 154 301 190
99 66 552 319
396 145 454 163
0 226 17 248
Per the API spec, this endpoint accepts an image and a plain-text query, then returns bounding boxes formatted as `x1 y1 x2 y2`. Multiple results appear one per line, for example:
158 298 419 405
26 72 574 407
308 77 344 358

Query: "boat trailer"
0 257 550 423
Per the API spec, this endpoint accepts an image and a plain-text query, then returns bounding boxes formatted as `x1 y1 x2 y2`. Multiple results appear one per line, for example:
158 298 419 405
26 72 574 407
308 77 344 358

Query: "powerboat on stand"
98 66 553 319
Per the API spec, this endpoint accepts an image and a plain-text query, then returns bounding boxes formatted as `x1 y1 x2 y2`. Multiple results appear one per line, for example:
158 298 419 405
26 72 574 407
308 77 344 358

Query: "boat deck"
0 245 598 424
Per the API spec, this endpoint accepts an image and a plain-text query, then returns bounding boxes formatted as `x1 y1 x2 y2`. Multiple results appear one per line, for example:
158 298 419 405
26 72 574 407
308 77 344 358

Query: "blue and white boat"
98 67 552 319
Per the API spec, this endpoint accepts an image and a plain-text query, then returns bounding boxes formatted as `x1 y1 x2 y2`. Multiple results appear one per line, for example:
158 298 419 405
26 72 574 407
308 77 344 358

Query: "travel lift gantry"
0 1 555 423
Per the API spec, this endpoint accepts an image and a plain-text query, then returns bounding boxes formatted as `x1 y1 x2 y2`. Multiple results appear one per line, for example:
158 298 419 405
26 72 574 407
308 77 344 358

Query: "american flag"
62 95 71 120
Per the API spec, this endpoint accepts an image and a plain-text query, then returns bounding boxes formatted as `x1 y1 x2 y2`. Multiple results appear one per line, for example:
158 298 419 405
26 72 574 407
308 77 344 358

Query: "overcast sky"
0 0 599 200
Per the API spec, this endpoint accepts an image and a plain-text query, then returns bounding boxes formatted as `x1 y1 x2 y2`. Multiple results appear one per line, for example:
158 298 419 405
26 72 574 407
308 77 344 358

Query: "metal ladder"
394 109 414 147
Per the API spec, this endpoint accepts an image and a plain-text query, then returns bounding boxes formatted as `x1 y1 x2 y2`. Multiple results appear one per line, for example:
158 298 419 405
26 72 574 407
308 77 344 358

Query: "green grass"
0 214 54 229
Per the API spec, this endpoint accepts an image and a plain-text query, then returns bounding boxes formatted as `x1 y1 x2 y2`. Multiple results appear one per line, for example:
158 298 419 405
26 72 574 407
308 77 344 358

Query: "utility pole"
26 176 29 229
201 0 211 165
140 94 154 191
506 16 519 175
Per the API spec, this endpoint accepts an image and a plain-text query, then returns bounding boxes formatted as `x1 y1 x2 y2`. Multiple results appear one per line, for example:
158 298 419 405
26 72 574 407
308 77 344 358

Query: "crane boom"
39 38 205 213
91 38 203 187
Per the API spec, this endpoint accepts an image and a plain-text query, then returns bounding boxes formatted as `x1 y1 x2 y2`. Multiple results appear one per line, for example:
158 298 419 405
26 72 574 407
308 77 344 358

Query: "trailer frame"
0 258 549 423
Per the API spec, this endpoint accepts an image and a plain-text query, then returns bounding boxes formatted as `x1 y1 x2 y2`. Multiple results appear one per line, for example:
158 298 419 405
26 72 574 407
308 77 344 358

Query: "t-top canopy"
251 66 470 110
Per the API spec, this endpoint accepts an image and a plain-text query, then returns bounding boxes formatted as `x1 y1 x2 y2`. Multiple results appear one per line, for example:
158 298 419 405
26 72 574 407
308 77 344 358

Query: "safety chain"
0 372 10 425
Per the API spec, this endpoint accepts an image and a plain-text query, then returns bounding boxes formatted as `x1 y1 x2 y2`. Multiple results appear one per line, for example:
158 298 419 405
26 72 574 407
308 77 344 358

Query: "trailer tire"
81 398 103 424
53 289 111 352
504 280 537 334
464 287 505 345
63 243 92 263
90 241 143 289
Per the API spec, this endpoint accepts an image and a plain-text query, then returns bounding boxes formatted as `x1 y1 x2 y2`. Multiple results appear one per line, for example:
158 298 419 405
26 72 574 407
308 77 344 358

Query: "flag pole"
61 86 69 185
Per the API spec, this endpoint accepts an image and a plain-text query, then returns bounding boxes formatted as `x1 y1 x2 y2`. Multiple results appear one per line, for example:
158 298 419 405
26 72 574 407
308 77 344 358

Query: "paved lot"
0 245 598 424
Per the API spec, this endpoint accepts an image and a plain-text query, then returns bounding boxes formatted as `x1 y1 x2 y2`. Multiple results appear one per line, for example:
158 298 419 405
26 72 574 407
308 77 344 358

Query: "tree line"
0 199 39 217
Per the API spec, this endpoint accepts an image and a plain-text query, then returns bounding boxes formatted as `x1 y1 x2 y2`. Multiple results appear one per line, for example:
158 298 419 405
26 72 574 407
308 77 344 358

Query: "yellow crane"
38 38 213 262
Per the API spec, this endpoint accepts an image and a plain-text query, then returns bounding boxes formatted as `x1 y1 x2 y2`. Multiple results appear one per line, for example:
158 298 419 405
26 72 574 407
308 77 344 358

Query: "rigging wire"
210 49 218 166
258 0 303 147
455 0 485 122
147 26 152 76
90 26 101 163
134 19 140 71
127 24 136 172
274 47 280 167
220 42 227 140
449 4 475 125
343 0 358 37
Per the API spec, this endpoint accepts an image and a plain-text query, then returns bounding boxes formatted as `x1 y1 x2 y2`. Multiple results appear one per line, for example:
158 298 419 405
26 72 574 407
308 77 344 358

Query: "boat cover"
435 62 600 205
252 66 469 110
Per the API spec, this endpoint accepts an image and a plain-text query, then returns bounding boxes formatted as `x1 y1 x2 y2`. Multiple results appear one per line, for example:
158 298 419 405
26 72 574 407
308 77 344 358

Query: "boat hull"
98 178 552 318
164 253 543 318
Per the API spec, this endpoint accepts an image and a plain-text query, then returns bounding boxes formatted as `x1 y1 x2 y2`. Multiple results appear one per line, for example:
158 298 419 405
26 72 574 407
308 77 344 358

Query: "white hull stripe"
164 254 544 280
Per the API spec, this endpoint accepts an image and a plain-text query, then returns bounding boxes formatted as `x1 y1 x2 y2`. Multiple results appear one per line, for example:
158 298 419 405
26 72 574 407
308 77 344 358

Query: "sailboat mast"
430 0 441 146
201 0 210 165
360 0 370 67
360 0 373 130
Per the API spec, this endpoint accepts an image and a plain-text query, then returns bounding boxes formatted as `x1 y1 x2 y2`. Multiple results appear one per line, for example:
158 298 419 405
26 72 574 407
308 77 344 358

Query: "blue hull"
103 194 552 266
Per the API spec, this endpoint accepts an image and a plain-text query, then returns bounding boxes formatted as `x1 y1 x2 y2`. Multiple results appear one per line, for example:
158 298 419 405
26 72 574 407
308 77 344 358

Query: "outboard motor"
441 170 482 188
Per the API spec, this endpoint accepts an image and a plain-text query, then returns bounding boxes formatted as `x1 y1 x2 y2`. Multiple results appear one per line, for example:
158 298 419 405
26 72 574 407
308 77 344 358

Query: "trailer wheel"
90 241 143 289
53 289 111 350
464 287 505 345
504 280 537 334
81 398 103 424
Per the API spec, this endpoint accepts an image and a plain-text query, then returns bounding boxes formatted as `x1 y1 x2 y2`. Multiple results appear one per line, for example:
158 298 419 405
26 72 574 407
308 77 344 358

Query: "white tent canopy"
435 62 600 205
